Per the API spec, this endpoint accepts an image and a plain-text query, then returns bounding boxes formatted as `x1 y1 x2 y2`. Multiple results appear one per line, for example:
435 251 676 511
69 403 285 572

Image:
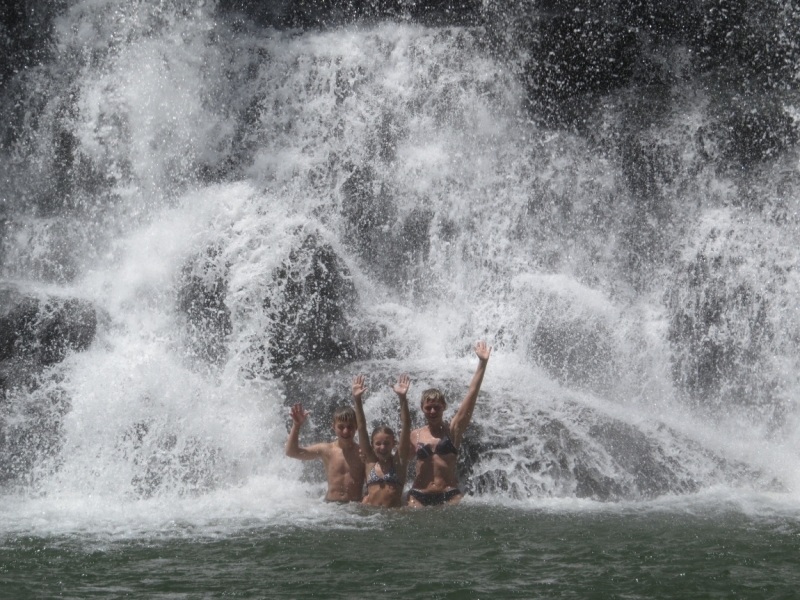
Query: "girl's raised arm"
352 375 376 463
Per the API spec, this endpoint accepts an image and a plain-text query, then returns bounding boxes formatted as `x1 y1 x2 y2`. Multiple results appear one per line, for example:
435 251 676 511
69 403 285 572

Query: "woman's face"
372 432 396 459
421 398 446 423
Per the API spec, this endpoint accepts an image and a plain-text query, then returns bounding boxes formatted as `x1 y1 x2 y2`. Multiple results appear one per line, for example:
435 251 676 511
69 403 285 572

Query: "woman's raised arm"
449 342 491 447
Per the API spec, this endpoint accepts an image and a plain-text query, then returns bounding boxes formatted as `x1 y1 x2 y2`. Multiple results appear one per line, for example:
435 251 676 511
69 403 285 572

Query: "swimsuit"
415 435 458 460
410 433 461 505
408 488 462 506
367 462 399 486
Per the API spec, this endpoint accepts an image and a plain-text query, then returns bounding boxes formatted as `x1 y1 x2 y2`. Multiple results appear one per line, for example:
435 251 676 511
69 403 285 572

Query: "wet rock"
0 285 97 379
341 166 395 259
467 401 759 502
216 0 481 29
266 233 359 374
517 279 621 397
178 245 232 366
689 0 800 90
0 383 68 489
119 420 223 498
667 250 775 410
340 167 433 288
0 0 64 86
588 421 698 498
712 100 798 170
529 318 619 396
0 284 97 490
522 12 638 127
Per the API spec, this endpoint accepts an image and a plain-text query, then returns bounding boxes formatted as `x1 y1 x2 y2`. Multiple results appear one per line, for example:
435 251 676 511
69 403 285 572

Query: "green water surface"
2 505 799 599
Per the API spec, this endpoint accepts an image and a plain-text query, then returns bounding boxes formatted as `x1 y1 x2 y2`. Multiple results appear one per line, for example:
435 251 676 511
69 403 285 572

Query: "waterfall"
1 0 799 530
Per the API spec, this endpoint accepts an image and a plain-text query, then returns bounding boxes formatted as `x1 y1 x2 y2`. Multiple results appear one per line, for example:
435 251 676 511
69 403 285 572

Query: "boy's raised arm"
285 403 326 460
392 374 412 468
450 341 491 447
352 375 376 463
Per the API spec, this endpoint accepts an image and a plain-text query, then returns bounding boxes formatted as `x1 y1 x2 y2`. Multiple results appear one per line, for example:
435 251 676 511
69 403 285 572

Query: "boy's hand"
392 374 410 398
352 375 368 399
475 341 492 362
290 403 310 425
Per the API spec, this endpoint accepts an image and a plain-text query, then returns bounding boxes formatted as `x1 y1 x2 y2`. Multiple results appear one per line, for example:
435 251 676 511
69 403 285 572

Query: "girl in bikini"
351 373 412 508
406 341 491 506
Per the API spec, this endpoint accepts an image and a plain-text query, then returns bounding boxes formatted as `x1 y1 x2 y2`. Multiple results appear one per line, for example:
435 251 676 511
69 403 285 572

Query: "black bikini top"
367 463 399 486
415 435 458 460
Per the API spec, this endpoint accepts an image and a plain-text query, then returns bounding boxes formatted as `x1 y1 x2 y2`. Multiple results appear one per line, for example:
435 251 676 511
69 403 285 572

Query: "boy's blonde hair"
420 388 446 407
333 405 357 424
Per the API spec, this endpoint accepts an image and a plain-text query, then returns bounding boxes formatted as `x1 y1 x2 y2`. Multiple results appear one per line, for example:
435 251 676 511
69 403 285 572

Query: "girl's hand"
475 341 492 362
290 403 310 425
392 374 410 398
352 374 368 399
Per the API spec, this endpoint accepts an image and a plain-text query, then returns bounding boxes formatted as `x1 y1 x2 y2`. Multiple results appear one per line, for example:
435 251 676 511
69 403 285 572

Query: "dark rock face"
178 246 232 367
711 99 798 170
0 284 98 489
0 0 65 87
266 233 359 374
341 168 434 289
521 12 639 127
689 0 800 91
216 0 481 29
0 286 97 385
0 383 69 489
118 420 222 498
667 253 775 411
528 318 618 396
179 233 387 377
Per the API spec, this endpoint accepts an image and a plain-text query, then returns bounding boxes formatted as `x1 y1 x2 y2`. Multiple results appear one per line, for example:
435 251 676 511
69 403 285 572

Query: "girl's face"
421 399 446 423
372 432 396 459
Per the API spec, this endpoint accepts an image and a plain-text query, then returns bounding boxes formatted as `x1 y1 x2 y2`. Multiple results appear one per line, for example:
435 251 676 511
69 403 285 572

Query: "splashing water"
1 0 800 537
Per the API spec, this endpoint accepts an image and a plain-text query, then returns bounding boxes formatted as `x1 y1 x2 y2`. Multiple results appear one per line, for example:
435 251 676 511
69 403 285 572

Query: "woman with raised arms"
351 373 412 508
406 341 491 506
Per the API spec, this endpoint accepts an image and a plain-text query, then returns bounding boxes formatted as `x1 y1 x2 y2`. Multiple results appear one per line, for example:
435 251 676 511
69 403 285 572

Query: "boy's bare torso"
321 441 365 502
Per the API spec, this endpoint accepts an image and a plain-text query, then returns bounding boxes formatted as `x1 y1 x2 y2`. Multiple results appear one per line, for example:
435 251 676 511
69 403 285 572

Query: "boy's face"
371 432 396 459
333 420 356 442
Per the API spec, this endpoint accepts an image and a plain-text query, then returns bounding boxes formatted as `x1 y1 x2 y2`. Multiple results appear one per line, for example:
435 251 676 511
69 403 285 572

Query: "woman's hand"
392 374 410 398
475 341 492 362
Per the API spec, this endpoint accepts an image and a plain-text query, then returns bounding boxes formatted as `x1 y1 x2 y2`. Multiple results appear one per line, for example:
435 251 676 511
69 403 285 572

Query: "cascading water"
2 0 800 535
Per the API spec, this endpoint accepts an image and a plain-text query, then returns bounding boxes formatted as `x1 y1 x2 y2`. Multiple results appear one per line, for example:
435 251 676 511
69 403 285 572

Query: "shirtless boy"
285 403 366 502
